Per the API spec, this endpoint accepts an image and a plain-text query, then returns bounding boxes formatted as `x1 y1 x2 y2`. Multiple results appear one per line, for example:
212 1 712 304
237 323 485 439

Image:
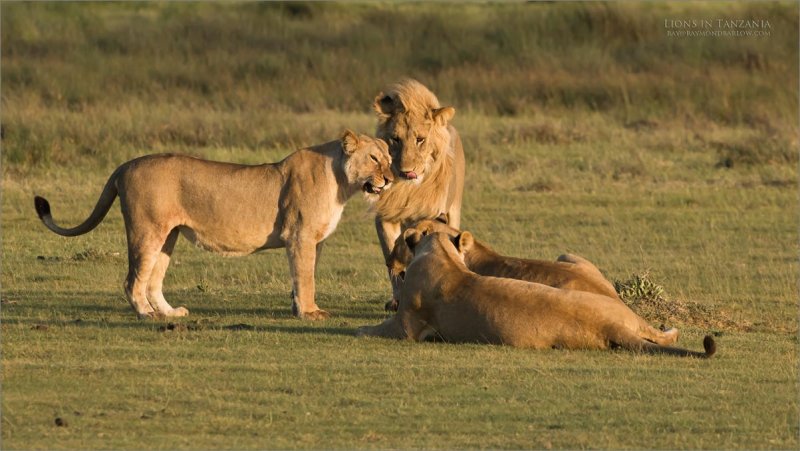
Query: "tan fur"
372 79 465 267
359 232 716 358
35 131 393 320
384 219 632 316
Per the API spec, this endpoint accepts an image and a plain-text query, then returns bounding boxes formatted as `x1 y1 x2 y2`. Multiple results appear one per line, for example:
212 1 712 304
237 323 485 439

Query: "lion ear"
453 231 474 254
432 106 455 126
403 228 423 252
341 129 359 155
373 93 395 119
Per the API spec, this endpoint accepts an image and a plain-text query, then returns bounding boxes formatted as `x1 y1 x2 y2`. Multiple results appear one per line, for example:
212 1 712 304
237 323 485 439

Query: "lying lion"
383 218 626 311
35 130 393 320
358 231 715 358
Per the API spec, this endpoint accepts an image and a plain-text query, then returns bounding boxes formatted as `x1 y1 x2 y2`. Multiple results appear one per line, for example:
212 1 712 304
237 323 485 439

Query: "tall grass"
2 2 797 170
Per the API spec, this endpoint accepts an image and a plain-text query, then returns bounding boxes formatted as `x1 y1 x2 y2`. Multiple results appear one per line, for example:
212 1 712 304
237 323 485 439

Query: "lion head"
402 228 473 271
385 216 456 309
340 130 394 200
373 79 455 183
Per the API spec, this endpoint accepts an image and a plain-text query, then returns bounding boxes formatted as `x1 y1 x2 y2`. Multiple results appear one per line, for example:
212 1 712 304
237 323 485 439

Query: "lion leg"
286 238 328 320
356 310 428 340
445 189 463 230
146 228 189 317
356 315 408 339
123 231 164 319
376 218 402 309
375 218 401 262
638 321 680 346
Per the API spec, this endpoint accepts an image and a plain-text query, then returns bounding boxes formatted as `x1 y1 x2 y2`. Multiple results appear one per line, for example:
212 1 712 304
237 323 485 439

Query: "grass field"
2 2 798 449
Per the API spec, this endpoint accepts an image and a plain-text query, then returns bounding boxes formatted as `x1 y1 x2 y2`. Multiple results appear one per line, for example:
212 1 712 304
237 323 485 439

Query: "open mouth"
363 182 384 194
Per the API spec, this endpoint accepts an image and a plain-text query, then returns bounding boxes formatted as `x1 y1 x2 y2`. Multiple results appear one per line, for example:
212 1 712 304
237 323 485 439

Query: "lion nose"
404 171 417 180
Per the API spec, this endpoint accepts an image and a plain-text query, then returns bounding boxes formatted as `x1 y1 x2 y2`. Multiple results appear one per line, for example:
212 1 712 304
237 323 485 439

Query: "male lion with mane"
359 231 715 358
35 131 393 320
372 79 465 298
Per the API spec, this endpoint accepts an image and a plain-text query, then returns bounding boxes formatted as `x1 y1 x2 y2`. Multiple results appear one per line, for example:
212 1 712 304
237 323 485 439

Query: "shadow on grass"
2 317 164 331
2 316 368 337
256 324 358 337
2 289 389 335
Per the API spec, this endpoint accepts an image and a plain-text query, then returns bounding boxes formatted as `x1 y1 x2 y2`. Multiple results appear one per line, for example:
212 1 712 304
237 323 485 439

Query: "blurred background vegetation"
2 1 797 170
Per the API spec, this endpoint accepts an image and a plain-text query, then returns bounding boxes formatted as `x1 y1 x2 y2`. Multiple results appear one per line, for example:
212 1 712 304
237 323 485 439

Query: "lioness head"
374 79 455 183
341 130 394 199
387 216 456 282
403 229 473 268
384 218 467 311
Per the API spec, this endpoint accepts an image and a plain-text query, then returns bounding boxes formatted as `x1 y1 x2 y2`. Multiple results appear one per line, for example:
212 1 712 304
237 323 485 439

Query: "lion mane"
373 79 458 224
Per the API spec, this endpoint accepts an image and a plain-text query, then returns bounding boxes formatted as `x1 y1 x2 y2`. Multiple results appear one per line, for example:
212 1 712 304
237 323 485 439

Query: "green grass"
2 2 798 450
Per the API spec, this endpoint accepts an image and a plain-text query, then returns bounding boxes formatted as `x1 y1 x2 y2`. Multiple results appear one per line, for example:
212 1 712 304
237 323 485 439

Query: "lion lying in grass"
383 218 627 311
358 231 715 358
35 131 393 320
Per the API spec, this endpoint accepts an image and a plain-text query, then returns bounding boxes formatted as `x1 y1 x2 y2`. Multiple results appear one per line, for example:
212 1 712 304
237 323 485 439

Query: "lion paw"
147 307 190 318
169 306 190 317
662 327 680 344
300 309 330 321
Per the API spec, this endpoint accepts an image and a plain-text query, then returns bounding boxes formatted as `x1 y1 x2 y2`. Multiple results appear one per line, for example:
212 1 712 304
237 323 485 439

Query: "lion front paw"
300 309 330 321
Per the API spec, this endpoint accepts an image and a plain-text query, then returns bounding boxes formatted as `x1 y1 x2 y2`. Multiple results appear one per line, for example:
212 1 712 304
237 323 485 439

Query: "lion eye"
370 154 379 164
390 136 401 145
416 137 425 146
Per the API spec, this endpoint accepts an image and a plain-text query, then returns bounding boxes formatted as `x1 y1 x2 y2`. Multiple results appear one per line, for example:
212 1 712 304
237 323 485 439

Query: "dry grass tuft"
615 272 749 333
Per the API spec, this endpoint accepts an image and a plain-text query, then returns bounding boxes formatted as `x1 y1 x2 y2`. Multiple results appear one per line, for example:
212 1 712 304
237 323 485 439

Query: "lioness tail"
618 333 716 359
35 169 120 237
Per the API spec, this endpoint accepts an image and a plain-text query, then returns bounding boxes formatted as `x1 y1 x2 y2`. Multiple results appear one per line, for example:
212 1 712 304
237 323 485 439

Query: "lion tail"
35 167 121 237
614 332 716 359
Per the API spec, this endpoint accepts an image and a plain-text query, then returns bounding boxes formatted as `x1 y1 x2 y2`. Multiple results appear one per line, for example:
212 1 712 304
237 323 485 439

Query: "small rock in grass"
158 322 188 332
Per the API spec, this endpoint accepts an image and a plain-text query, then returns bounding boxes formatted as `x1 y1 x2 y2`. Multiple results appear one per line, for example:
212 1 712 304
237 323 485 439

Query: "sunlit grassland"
2 2 798 450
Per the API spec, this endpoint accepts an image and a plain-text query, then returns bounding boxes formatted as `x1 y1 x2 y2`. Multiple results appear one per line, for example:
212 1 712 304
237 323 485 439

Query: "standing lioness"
359 231 716 358
35 131 393 320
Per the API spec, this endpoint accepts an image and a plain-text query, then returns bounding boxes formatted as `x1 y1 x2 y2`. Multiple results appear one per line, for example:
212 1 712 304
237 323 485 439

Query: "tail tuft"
34 196 51 220
703 335 716 358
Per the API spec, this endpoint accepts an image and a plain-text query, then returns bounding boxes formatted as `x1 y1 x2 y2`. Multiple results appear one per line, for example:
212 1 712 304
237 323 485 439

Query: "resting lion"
35 130 393 320
383 218 626 313
358 231 716 358
372 79 466 269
